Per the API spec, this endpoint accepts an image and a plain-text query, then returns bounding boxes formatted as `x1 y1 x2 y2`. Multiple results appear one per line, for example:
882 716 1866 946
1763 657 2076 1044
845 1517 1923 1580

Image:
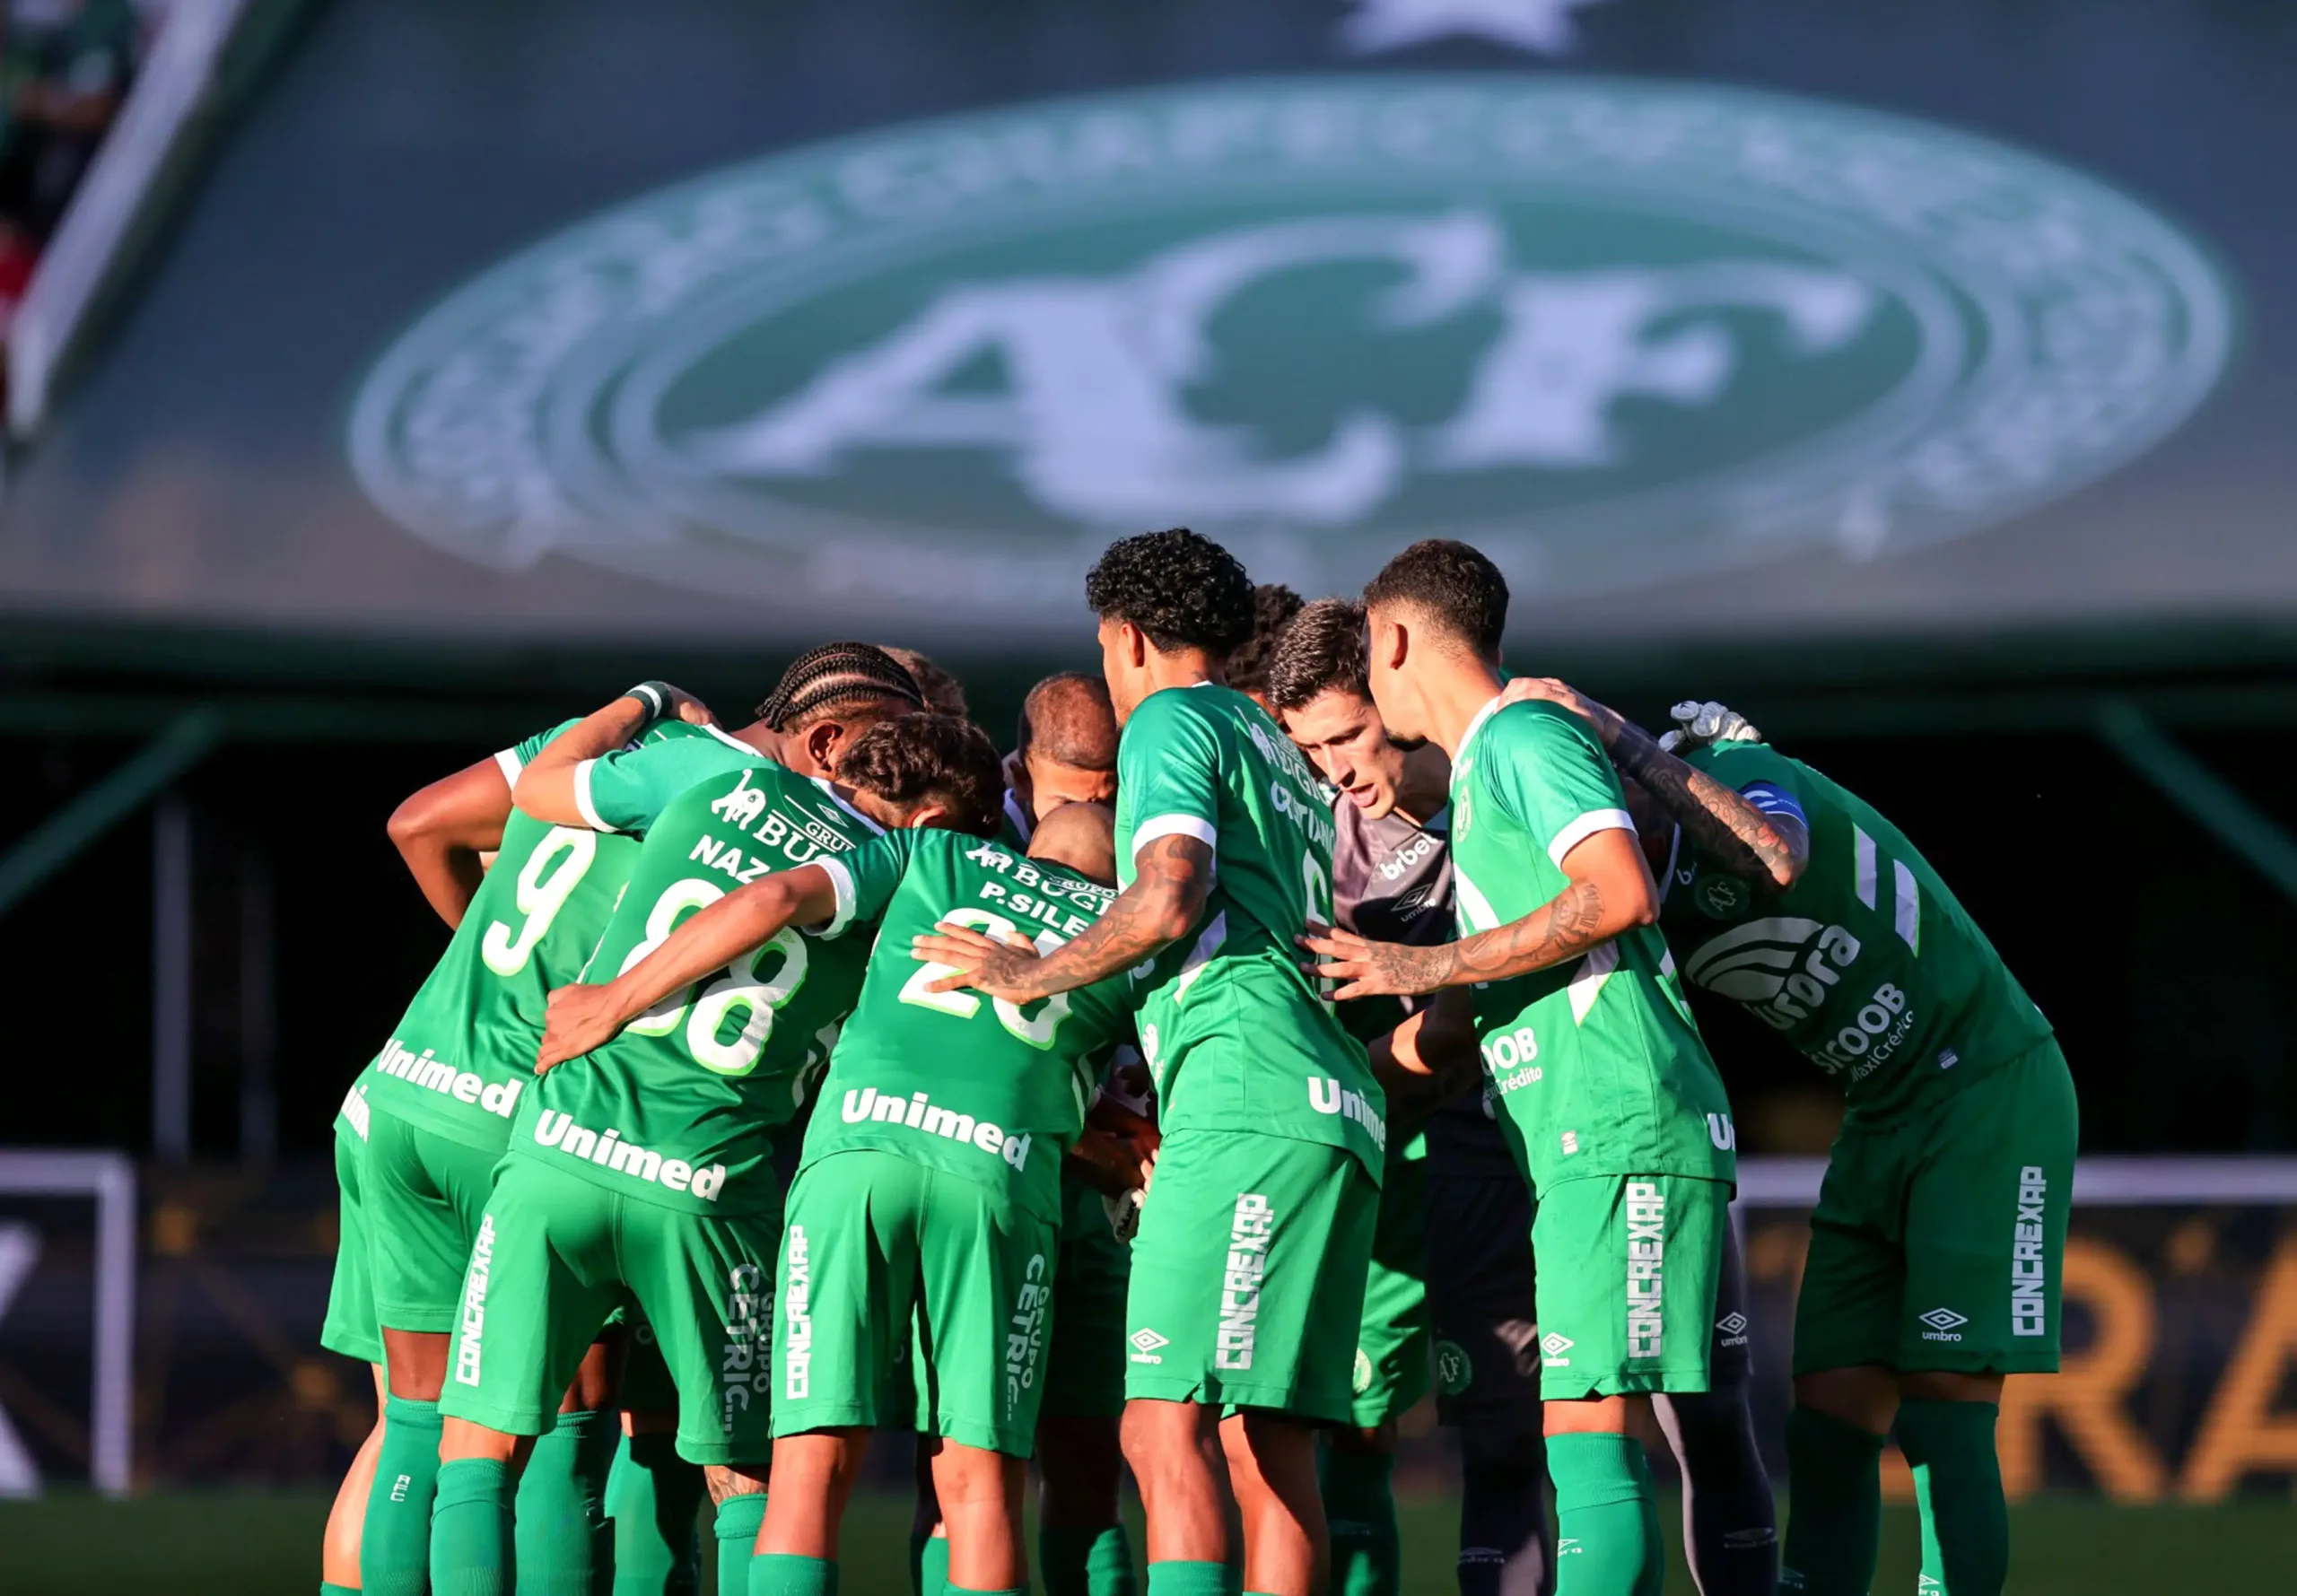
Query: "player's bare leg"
323 1365 387 1592
1122 1397 1231 1582
927 1435 1029 1593
911 1433 951 1595
1219 1408 1328 1596
1543 1394 1663 1596
754 1427 871 1593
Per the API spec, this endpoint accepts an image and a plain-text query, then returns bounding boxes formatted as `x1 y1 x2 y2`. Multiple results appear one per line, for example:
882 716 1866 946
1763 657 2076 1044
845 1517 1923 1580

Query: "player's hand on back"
1658 699 1762 754
537 982 626 1071
660 685 715 726
912 919 1041 1003
1498 676 1627 747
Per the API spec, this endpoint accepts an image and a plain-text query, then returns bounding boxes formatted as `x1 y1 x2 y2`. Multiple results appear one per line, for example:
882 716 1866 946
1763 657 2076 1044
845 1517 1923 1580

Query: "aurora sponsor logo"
532 1110 728 1200
452 1214 495 1386
349 77 2231 624
839 1086 1035 1173
1218 1194 1274 1371
1681 920 1916 1077
2013 1166 2050 1337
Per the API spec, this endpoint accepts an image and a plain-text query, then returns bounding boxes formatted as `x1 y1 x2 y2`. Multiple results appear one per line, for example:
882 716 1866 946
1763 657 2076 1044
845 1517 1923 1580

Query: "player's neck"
1140 647 1224 698
1422 658 1507 760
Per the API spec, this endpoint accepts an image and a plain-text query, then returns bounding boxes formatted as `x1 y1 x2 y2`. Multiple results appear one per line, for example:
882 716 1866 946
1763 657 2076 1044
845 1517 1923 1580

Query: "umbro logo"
1716 1312 1750 1348
1539 1332 1573 1366
1128 1327 1169 1365
1918 1307 1969 1342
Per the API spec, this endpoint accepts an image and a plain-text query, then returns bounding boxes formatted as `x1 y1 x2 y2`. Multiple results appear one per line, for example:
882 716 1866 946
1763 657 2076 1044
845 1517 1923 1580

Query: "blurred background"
2 1 2295 1590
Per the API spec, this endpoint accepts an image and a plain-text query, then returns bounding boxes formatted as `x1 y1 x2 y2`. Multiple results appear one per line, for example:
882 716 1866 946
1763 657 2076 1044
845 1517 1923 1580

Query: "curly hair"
837 713 1004 837
1084 528 1256 657
1263 597 1368 712
755 642 923 731
1225 583 1305 700
1361 540 1507 658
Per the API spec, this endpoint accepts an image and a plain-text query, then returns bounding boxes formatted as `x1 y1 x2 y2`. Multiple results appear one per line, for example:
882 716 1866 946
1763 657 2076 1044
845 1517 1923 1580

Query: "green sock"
1634 1474 1664 1596
1040 1524 1138 1596
1546 1432 1660 1596
750 1552 839 1596
716 1493 770 1596
1319 1447 1401 1596
608 1432 705 1596
321 1585 362 1595
1780 1407 1884 1595
1145 1562 1229 1596
430 1457 514 1596
361 1396 444 1596
909 1522 933 1596
1897 1400 2008 1596
919 1534 951 1596
514 1408 616 1595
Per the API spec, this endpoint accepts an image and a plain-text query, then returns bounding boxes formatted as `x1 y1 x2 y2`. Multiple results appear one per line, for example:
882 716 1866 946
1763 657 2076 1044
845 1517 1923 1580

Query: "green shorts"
1041 1165 1132 1422
362 1105 504 1334
1351 1147 1430 1429
1123 1129 1378 1425
1533 1173 1729 1400
437 1155 779 1466
320 1118 383 1365
1795 1038 2078 1377
773 1150 1059 1457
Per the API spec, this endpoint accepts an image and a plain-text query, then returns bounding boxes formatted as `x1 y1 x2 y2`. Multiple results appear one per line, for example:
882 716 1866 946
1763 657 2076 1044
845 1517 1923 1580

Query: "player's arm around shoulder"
511 681 714 829
389 749 522 929
536 858 843 1070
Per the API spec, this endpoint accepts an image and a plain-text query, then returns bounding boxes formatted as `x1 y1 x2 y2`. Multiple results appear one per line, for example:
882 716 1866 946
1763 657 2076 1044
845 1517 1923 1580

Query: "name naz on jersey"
531 1110 729 1199
839 1086 1035 1172
374 1037 526 1116
2013 1165 2050 1338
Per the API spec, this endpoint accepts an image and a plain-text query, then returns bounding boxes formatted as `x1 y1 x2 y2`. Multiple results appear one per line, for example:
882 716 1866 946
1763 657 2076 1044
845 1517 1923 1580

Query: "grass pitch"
0 1488 2290 1592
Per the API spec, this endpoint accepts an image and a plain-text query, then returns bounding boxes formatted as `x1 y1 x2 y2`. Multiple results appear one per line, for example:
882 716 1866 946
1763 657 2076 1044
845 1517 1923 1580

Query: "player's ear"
903 801 949 832
1122 620 1148 670
805 720 843 772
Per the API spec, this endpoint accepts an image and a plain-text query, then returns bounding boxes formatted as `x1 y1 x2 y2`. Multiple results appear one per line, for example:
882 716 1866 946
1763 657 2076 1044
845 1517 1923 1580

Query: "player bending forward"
433 717 1000 1596
920 530 1388 1596
1506 687 2075 1596
1306 542 1739 1596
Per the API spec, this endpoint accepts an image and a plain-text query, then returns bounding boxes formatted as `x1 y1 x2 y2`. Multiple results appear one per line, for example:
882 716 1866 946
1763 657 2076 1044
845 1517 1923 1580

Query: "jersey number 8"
616 878 808 1076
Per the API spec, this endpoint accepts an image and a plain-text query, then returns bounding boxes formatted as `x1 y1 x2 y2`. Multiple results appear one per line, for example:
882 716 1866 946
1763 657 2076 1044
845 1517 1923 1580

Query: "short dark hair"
1263 598 1368 712
1015 672 1118 771
838 713 1004 837
1084 528 1255 657
1225 583 1306 698
1362 540 1507 658
875 645 969 719
757 642 925 731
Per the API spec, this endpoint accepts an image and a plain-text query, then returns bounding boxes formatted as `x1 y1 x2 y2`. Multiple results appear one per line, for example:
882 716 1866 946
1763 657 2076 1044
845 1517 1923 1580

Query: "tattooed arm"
911 833 1212 1006
1500 677 1806 891
1303 828 1657 1000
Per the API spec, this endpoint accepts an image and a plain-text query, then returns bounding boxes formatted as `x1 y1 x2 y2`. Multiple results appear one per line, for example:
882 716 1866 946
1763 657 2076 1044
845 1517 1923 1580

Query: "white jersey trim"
813 856 860 939
1548 808 1636 867
572 760 618 833
1131 814 1217 859
493 747 524 786
809 776 886 836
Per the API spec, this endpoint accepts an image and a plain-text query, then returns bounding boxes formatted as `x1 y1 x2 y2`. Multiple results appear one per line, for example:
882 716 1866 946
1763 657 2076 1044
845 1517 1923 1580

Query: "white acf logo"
687 211 1877 530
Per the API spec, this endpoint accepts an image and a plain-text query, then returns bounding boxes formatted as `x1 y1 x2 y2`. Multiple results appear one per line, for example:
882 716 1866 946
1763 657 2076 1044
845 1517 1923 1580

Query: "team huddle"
317 531 2077 1596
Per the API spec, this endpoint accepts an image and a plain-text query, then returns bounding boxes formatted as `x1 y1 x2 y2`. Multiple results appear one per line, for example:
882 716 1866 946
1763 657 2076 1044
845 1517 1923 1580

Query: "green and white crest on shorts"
1436 1339 1472 1398
349 75 2232 616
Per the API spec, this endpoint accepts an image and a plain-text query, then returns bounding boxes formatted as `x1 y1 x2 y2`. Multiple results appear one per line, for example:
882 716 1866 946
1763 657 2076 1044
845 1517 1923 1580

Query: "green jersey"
803 830 1134 1224
1449 697 1734 1193
1114 683 1384 1176
572 720 775 835
502 763 885 1216
1665 741 2052 1119
354 720 763 1150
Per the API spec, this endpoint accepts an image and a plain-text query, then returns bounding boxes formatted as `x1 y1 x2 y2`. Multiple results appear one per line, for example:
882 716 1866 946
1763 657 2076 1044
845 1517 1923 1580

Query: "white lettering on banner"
1625 1182 1666 1359
532 1110 725 1199
721 1262 770 1433
1307 1077 1388 1153
1005 1254 1050 1416
839 1087 1031 1172
783 1229 812 1400
453 1215 495 1386
374 1037 525 1119
1218 1195 1274 1370
2013 1165 2050 1337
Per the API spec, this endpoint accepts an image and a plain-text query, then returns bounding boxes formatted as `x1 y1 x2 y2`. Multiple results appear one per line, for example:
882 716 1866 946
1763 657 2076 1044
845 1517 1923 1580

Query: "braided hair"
755 642 925 731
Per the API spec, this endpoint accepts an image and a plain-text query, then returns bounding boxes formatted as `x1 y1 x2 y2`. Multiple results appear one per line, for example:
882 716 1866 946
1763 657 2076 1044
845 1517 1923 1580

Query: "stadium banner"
2 0 2293 671
5 1152 2297 1494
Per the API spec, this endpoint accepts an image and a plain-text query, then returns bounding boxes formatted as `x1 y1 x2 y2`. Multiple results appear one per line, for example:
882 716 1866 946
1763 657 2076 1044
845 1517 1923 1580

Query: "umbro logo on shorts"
1539 1332 1573 1367
1716 1312 1750 1348
1918 1307 1968 1342
1129 1328 1168 1365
